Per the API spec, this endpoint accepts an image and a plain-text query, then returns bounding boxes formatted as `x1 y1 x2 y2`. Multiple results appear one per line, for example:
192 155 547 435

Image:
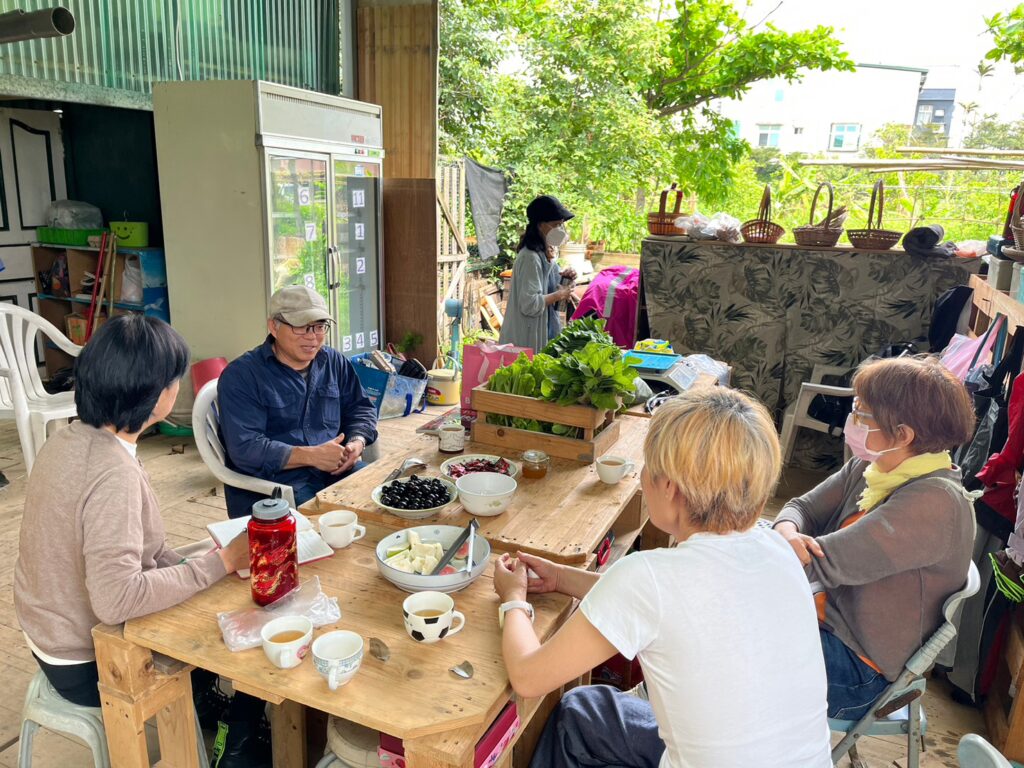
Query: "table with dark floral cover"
640 237 981 470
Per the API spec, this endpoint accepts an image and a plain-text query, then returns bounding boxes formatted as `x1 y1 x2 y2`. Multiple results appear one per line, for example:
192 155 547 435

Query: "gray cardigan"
498 247 561 352
774 459 974 680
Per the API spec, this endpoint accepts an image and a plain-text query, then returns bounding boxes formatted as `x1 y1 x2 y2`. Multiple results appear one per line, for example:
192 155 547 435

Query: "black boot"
192 675 229 732
211 719 273 768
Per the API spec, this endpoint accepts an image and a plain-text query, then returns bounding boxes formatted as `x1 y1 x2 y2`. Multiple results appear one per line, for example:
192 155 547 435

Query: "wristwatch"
498 600 535 628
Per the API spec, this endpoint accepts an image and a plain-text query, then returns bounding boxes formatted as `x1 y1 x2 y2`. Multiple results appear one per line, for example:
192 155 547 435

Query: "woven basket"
647 184 684 236
846 180 902 251
740 185 785 244
1011 183 1024 249
793 182 844 248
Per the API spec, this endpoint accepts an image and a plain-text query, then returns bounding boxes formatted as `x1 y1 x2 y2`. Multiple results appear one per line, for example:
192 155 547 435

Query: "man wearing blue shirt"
218 286 379 518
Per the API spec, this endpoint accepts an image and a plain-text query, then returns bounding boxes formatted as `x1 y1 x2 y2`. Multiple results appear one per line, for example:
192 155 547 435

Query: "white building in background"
715 63 943 154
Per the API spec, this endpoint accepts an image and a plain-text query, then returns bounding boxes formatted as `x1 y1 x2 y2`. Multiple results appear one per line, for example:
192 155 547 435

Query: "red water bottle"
247 490 298 606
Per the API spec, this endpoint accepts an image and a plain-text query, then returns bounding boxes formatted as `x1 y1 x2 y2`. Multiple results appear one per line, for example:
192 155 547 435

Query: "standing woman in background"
499 195 577 352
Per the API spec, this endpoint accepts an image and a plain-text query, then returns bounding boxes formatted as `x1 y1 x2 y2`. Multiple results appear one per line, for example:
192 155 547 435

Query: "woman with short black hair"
13 315 262 767
498 195 577 351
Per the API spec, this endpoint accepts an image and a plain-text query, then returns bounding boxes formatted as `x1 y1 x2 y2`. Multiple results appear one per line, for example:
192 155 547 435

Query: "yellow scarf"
858 451 953 512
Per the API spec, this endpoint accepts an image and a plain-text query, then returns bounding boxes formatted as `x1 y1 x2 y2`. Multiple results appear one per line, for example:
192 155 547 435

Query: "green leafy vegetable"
484 325 639 434
541 317 615 357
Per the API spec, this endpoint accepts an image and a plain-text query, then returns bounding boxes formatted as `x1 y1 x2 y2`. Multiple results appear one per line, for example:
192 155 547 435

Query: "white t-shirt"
581 527 831 768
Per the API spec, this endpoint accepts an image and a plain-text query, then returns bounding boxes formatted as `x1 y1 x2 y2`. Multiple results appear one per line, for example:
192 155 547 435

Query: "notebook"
206 510 334 579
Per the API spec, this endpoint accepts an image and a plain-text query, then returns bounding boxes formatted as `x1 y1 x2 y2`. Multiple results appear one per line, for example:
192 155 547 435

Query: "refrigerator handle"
325 245 337 348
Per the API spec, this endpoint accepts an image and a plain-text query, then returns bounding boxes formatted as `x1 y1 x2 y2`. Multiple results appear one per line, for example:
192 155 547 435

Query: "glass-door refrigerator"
265 153 382 355
154 80 385 365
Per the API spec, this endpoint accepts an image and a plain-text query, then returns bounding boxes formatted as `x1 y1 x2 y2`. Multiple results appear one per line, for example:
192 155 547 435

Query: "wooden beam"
437 189 468 254
356 0 438 179
896 146 1024 157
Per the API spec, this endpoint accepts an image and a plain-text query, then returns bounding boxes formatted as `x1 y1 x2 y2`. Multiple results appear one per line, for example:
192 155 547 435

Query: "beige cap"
269 285 332 327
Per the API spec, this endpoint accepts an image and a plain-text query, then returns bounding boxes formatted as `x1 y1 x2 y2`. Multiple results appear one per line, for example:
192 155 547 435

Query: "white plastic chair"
0 302 81 473
779 364 853 464
192 379 298 508
830 561 982 768
19 669 209 767
958 734 1014 768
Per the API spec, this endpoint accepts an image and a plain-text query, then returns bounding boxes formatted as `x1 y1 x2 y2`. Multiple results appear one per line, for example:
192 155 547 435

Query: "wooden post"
92 624 201 768
357 0 440 359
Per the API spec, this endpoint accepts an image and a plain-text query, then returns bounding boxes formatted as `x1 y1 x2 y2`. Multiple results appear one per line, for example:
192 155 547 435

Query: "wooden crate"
470 385 621 463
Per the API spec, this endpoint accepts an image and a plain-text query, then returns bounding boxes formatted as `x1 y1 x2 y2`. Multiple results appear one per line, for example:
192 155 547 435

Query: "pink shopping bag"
461 342 534 408
940 315 1006 381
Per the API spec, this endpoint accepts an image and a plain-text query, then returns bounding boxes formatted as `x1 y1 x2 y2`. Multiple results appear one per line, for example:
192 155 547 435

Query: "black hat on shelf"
526 195 575 224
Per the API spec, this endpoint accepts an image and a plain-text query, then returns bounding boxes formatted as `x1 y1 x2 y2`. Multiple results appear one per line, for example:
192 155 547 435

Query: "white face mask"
544 224 568 248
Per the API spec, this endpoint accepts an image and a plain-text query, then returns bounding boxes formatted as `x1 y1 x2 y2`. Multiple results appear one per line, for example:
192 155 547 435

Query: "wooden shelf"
36 292 145 312
32 244 170 379
969 274 1024 340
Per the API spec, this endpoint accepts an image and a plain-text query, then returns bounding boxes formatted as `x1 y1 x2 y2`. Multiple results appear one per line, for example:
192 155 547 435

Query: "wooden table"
307 416 650 565
94 522 574 768
94 413 653 768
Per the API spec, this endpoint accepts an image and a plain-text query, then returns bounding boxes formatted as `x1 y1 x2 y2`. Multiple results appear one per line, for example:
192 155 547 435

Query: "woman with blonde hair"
493 387 831 768
774 355 976 721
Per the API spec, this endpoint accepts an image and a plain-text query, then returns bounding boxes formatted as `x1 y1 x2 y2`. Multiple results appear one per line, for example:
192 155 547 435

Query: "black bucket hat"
526 195 575 224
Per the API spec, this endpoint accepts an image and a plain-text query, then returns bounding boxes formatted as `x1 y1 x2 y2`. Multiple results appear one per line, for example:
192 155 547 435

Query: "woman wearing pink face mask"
773 356 975 720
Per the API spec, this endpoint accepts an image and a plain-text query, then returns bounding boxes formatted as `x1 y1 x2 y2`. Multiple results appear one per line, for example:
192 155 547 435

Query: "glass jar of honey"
521 449 550 479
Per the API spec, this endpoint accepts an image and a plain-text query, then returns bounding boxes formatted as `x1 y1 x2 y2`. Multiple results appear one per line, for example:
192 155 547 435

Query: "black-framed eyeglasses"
275 317 331 337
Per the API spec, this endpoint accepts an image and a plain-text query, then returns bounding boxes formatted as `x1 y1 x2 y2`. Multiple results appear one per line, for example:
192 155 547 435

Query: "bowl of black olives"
371 475 457 519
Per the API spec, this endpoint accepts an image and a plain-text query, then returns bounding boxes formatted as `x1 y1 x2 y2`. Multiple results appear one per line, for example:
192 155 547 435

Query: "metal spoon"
384 457 427 483
450 660 474 679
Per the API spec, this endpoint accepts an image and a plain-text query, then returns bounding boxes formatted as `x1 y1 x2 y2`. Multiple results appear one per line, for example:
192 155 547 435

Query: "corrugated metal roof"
0 0 340 108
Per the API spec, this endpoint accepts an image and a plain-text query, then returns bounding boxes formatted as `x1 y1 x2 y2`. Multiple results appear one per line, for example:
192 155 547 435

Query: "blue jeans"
820 628 889 721
226 461 367 518
530 686 664 768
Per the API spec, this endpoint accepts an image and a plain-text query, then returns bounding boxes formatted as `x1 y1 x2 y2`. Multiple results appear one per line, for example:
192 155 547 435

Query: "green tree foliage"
439 0 851 253
715 122 1019 243
966 117 1024 150
985 5 1024 70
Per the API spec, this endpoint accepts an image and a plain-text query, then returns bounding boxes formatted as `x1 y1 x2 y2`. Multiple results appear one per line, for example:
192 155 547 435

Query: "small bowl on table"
456 472 517 517
371 476 457 520
375 524 491 593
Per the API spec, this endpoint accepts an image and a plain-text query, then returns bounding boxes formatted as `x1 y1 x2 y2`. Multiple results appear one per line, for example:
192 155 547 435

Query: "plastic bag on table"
45 200 103 229
672 213 713 239
217 576 341 652
705 212 741 243
956 240 988 259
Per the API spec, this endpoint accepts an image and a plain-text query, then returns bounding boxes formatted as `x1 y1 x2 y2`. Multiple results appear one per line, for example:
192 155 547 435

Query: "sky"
743 0 1024 120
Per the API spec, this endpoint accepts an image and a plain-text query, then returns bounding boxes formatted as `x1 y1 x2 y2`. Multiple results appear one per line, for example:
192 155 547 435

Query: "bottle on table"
247 489 298 606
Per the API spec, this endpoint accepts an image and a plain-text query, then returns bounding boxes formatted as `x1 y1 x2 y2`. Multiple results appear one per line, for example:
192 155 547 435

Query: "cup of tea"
402 591 465 644
596 454 636 485
260 616 313 669
319 511 366 549
312 630 364 690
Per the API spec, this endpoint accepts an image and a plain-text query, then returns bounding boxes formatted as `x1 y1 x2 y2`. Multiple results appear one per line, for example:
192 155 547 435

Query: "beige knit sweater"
14 422 227 662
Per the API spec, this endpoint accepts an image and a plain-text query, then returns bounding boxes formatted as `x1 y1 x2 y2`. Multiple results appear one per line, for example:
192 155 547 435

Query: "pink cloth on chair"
570 266 639 348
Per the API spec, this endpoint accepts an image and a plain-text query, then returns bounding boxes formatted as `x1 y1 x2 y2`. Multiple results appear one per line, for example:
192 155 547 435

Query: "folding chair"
829 561 981 768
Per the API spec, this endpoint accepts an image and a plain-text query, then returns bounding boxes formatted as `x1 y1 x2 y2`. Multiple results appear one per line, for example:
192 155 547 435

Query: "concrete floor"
0 419 989 766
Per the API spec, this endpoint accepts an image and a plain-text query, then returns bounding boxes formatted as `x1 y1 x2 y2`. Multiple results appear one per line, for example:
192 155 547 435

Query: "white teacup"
260 616 313 669
596 454 636 485
402 591 465 644
319 511 366 549
312 630 364 690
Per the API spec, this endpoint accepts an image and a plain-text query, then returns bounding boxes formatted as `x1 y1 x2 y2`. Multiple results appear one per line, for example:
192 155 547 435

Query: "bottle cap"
251 497 291 521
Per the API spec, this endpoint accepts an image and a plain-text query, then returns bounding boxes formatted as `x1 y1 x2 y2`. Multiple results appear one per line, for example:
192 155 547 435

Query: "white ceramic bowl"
440 454 521 480
455 472 517 517
375 525 490 593
371 476 457 520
